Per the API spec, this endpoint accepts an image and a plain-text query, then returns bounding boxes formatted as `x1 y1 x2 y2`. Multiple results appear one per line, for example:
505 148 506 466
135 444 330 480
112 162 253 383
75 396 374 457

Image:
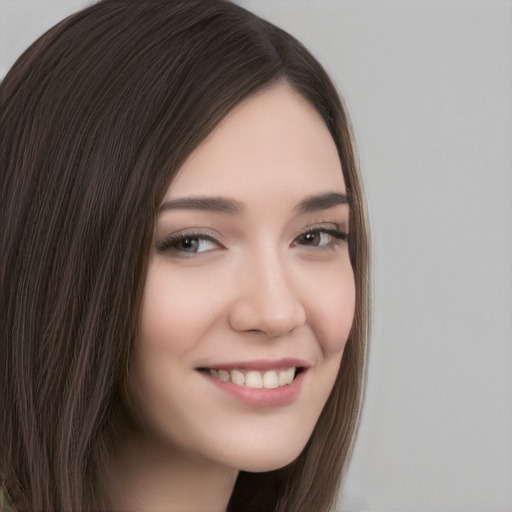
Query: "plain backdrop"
1 1 511 511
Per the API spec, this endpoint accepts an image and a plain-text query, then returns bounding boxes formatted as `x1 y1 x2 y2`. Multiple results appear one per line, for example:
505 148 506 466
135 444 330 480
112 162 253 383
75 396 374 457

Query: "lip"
199 367 307 408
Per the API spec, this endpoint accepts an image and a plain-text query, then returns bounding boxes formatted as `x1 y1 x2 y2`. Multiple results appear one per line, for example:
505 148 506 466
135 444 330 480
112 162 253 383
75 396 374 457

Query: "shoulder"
1 482 17 512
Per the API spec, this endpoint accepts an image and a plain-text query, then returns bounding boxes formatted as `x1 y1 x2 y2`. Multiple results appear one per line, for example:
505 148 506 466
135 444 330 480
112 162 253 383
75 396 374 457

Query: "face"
128 82 355 472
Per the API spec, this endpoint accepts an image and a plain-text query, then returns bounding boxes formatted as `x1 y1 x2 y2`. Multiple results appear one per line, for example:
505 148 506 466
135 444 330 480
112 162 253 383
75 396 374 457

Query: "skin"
109 81 355 512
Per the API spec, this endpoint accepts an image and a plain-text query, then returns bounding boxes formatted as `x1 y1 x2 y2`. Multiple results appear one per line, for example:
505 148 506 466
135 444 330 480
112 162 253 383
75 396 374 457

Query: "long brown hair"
1 1 370 510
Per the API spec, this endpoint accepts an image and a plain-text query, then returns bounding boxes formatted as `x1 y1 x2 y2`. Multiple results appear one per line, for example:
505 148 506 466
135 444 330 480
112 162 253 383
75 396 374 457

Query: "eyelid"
296 222 348 237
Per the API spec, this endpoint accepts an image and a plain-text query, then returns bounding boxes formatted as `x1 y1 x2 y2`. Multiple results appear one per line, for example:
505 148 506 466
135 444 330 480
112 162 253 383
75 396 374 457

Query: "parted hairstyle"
0 1 371 510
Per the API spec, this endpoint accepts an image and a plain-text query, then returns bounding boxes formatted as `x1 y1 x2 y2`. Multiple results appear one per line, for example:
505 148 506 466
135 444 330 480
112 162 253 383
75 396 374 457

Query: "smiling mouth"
198 367 305 389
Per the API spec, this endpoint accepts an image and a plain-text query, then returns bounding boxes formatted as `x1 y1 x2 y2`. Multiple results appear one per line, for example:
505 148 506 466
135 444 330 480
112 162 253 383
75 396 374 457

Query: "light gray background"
1 1 511 511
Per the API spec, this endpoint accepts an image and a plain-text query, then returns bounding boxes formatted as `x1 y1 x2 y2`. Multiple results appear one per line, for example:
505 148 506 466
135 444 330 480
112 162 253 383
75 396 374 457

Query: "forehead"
167 82 345 201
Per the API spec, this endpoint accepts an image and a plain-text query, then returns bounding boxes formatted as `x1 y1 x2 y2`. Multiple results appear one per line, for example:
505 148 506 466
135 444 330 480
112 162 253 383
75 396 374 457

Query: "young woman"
1 1 371 511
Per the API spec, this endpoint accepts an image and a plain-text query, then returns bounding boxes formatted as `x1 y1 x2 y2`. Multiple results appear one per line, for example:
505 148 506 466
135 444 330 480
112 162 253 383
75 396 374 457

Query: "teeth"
218 370 230 382
245 371 263 388
278 367 295 386
263 370 278 389
208 367 297 388
231 369 245 386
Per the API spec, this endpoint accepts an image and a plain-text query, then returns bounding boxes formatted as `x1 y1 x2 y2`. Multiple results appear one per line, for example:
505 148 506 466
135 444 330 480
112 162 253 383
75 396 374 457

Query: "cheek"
138 259 221 357
307 261 356 360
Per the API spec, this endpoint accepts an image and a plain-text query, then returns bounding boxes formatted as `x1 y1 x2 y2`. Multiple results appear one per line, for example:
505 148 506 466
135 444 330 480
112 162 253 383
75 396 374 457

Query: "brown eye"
176 237 200 252
297 232 322 246
156 233 221 254
294 229 348 249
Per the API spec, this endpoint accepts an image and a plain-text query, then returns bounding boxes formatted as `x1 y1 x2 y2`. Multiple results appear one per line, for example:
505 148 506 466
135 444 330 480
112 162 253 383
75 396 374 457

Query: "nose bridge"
228 241 306 337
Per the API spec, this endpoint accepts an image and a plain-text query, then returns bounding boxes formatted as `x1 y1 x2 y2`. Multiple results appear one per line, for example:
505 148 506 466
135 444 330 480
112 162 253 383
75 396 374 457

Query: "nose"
228 251 306 338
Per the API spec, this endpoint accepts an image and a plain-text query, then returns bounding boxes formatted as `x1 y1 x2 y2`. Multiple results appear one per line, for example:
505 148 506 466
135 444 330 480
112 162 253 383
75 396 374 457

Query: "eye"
156 232 222 255
294 228 347 248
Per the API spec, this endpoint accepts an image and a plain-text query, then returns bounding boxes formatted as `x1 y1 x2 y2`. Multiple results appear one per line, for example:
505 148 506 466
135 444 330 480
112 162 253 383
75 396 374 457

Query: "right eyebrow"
159 195 244 215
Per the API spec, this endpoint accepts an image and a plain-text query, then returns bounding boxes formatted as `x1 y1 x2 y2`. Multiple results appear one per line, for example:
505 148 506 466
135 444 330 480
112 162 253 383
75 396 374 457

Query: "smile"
198 365 307 408
205 367 297 389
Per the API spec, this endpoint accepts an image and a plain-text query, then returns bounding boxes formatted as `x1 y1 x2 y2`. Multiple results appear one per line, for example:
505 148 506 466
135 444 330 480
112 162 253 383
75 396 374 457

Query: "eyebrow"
294 191 350 213
159 196 243 214
159 191 349 215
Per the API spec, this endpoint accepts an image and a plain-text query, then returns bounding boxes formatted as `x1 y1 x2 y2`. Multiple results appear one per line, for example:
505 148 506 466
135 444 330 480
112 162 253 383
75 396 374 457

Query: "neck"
106 426 238 512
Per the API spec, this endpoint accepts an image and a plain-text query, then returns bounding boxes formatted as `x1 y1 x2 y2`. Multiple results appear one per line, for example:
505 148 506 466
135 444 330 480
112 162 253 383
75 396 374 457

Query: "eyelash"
155 226 348 255
155 231 223 254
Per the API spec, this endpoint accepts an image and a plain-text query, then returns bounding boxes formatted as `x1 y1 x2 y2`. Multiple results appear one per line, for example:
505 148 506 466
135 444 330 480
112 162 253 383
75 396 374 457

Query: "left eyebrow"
294 191 350 213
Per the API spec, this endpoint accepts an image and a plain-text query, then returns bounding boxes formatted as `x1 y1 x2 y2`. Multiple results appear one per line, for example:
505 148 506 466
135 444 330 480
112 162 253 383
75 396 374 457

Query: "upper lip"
198 357 313 371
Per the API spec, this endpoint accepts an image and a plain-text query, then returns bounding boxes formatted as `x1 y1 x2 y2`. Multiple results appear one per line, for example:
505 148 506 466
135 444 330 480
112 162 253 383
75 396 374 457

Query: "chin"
238 455 300 473
226 435 311 473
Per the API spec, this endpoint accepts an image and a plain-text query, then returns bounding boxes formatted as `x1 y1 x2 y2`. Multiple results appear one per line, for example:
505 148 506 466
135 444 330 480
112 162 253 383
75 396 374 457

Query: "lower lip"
199 370 307 408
